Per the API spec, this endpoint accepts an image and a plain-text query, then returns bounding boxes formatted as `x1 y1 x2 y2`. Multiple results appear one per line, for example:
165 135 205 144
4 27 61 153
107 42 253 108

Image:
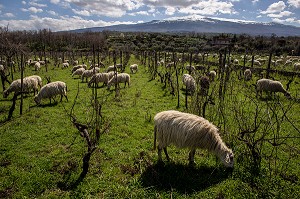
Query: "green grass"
0 57 299 198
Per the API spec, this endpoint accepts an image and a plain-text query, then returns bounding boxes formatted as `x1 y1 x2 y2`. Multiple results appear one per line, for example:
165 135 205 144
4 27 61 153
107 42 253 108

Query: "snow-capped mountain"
71 16 300 36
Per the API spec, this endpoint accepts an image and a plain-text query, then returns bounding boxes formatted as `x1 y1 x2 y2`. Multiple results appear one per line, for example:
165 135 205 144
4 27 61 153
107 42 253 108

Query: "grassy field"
0 56 299 198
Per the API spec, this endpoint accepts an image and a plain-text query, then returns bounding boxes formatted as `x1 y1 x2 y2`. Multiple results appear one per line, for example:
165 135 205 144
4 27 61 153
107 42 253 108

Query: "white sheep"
233 59 239 65
72 68 85 78
107 73 130 89
3 75 41 98
62 62 69 68
185 65 195 73
153 110 234 167
256 78 291 98
294 63 300 71
208 70 217 81
253 60 262 66
81 68 100 82
106 65 116 72
88 72 110 87
182 74 196 94
71 65 84 73
34 62 41 71
130 64 138 73
244 69 252 81
34 81 68 104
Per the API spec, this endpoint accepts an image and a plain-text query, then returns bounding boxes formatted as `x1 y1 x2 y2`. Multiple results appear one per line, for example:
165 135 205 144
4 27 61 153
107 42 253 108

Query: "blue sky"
0 0 299 31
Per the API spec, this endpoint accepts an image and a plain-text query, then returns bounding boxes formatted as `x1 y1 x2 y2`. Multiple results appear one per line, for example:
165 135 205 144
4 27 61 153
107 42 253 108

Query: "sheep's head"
284 92 291 99
3 90 9 98
34 95 40 104
221 151 234 168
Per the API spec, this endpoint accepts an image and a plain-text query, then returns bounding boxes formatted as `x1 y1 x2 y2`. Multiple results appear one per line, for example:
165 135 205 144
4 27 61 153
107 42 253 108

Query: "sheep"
88 72 110 88
185 65 196 73
72 68 85 78
81 68 100 82
106 65 116 72
153 110 234 167
130 64 138 73
182 74 196 94
199 75 210 96
3 75 41 98
34 81 68 104
34 62 41 71
107 73 130 89
71 65 84 73
256 78 291 99
253 60 262 66
62 62 69 68
233 59 239 65
294 63 300 71
244 69 252 81
208 70 216 81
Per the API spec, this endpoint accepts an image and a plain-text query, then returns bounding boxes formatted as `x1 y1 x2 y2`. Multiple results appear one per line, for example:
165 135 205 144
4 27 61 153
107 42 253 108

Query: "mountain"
71 16 300 37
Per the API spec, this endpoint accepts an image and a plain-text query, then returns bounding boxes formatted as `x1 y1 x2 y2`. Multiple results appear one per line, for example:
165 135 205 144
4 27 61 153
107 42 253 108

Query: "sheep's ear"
225 152 233 164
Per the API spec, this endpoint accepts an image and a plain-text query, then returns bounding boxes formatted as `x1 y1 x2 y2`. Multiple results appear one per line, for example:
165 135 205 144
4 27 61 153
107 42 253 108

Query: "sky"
0 0 299 32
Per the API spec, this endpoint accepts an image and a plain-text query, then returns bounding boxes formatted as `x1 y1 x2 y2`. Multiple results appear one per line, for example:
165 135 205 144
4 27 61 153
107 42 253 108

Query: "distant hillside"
70 17 300 37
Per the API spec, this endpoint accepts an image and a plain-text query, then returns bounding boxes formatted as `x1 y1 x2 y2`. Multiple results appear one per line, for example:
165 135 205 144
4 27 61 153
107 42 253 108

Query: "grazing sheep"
185 65 196 73
106 65 116 72
233 59 239 65
130 64 138 73
153 110 234 167
256 78 291 98
107 73 130 89
71 65 84 73
294 63 300 71
284 60 293 67
244 69 252 81
199 76 210 96
72 68 85 78
62 62 69 68
3 75 41 98
208 70 217 81
253 60 262 66
34 81 68 104
34 62 41 71
88 73 110 87
81 68 100 82
182 74 196 94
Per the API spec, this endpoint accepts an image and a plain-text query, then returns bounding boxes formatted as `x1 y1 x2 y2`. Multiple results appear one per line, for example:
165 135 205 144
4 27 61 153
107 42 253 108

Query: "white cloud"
28 7 43 13
50 0 60 4
128 11 149 16
47 10 58 16
0 15 136 31
287 0 300 8
72 9 91 16
29 1 47 8
261 1 286 14
61 0 143 18
252 0 259 4
22 1 26 5
165 6 176 15
4 13 15 18
178 0 236 16
267 10 292 18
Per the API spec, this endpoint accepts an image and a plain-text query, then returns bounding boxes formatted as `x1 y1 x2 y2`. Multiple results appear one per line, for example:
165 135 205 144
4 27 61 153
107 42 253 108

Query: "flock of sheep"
1 54 297 168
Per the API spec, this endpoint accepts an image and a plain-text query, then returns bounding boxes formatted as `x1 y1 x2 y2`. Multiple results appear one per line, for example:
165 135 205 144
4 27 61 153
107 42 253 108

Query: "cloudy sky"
0 0 299 31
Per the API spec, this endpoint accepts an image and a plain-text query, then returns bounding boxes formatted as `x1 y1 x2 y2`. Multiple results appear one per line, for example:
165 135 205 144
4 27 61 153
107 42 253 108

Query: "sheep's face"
34 96 40 104
3 90 9 98
222 152 234 168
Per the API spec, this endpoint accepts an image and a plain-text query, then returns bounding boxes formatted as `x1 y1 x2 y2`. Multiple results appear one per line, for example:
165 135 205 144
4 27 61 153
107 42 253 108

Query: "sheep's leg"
189 149 196 164
60 94 63 102
65 95 68 102
163 147 170 161
158 146 162 161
